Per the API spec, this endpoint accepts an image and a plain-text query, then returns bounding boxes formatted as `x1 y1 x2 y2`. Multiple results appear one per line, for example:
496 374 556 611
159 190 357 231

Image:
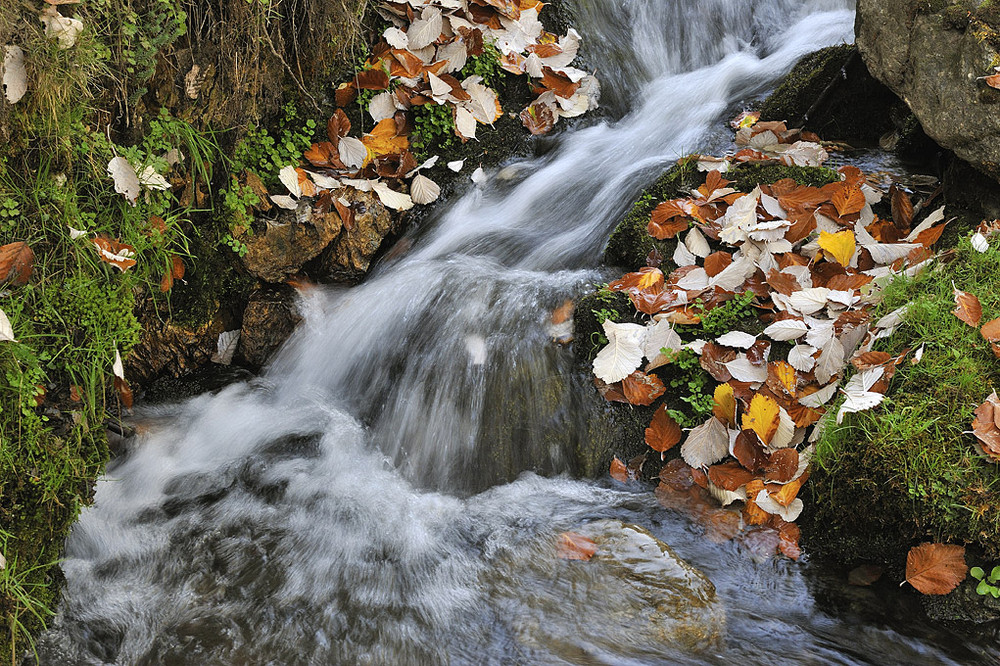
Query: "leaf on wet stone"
593 320 646 384
681 417 730 469
645 406 682 457
905 543 968 595
372 183 414 211
410 174 441 205
621 370 665 406
212 329 241 365
609 455 629 483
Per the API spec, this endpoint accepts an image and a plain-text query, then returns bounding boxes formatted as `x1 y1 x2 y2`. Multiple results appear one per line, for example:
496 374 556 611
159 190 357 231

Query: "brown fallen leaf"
557 532 597 561
952 285 982 327
609 456 629 483
905 542 967 595
848 564 884 587
621 370 666 406
971 391 1000 462
982 317 1000 343
0 241 34 286
645 406 682 458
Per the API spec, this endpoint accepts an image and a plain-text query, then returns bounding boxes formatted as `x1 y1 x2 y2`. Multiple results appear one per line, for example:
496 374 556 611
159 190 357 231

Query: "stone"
242 202 343 283
488 520 723 658
238 285 302 369
319 187 397 281
856 0 1000 181
127 314 225 385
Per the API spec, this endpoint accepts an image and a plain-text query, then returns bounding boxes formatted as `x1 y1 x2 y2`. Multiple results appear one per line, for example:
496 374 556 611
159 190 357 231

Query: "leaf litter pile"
589 118 971 586
268 0 599 213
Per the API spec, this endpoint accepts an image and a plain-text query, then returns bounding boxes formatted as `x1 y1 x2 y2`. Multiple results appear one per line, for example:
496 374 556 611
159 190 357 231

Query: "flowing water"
38 1 1000 664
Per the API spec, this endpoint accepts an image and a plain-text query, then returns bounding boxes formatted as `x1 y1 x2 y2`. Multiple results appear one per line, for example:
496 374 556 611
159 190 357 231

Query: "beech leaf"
592 320 645 384
212 329 241 365
0 309 15 342
680 417 730 469
645 406 682 455
410 174 441 205
2 45 27 104
557 532 597 561
905 543 967 595
952 285 982 327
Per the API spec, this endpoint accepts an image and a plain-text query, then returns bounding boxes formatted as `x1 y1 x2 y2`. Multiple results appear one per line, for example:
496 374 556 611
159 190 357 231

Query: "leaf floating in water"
848 564 884 587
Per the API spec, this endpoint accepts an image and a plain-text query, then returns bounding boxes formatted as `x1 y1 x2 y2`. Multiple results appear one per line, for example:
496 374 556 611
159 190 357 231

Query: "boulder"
237 285 302 369
856 0 1000 181
242 202 342 283
318 188 397 281
127 314 225 385
488 520 723 659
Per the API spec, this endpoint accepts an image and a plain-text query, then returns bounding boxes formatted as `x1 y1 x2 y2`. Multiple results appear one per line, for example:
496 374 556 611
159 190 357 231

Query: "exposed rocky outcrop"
237 286 302 369
127 308 225 385
856 0 1000 181
241 205 343 283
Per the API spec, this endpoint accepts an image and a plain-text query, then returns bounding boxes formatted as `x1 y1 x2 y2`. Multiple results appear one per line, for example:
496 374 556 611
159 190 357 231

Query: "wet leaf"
742 394 780 445
621 370 666 406
733 429 768 474
849 564 884 587
557 532 596 561
765 448 799 483
905 543 967 595
609 455 629 483
592 320 646 384
707 460 754 492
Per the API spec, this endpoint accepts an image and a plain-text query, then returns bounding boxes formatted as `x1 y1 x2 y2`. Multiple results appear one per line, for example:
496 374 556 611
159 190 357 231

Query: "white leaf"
787 344 817 373
770 407 796 450
447 160 464 172
680 417 730 468
708 255 755 292
904 205 945 242
406 7 443 50
0 309 15 342
804 316 835 349
384 26 408 49
592 320 646 384
972 232 989 253
764 319 808 341
855 223 919 264
113 347 125 380
279 165 301 198
428 72 452 99
435 40 468 73
455 106 477 140
410 174 440 205
308 172 341 190
107 156 141 205
725 356 767 384
138 166 170 190
837 387 885 424
755 490 803 521
643 319 681 370
406 155 439 178
68 226 88 240
463 79 501 124
814 336 845 385
372 182 414 211
470 167 487 184
269 195 298 210
876 305 908 330
798 380 840 408
760 193 786 218
715 331 757 349
684 226 710 258
339 136 368 170
369 91 397 122
211 330 241 365
2 46 27 104
676 267 709 292
40 10 83 49
672 239 697 267
788 287 831 315
708 482 746 507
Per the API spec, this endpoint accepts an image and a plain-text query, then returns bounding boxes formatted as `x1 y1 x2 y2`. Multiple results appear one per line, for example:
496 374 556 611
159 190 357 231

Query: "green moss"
809 239 1000 564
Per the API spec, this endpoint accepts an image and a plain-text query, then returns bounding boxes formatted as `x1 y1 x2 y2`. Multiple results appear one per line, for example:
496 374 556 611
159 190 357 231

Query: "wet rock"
857 0 1000 181
237 285 302 369
318 188 397 281
242 203 342 283
489 520 723 658
922 578 1000 624
128 313 225 385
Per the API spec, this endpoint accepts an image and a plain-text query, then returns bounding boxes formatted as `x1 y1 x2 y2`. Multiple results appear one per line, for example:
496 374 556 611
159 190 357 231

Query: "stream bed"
37 0 1000 663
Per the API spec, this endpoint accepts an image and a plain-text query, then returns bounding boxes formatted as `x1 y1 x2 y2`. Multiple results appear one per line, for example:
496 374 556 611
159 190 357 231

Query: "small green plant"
0 552 57 663
460 42 503 88
662 348 715 426
971 566 1000 597
410 102 457 157
698 290 756 336
232 101 318 183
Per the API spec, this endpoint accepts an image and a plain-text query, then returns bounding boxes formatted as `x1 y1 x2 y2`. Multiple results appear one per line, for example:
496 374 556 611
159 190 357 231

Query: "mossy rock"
807 240 1000 567
759 45 899 144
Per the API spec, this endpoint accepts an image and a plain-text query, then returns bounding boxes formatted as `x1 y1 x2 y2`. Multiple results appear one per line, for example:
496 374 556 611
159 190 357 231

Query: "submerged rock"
488 520 722 659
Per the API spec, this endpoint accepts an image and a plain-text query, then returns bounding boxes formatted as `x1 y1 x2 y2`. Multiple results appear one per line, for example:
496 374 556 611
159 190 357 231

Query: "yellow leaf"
742 393 780 445
637 269 663 291
712 383 736 426
818 230 856 266
770 361 797 396
362 118 409 161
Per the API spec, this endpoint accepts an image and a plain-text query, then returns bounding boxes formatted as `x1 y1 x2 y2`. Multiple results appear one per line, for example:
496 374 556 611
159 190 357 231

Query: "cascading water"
36 1 1000 664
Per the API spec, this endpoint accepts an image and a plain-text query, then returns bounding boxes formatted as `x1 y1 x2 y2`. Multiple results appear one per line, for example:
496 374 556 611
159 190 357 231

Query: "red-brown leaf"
0 242 34 286
707 461 755 492
952 287 983 327
621 371 666 406
609 456 629 483
645 406 682 454
831 184 866 218
905 543 967 595
765 448 799 483
981 317 1000 342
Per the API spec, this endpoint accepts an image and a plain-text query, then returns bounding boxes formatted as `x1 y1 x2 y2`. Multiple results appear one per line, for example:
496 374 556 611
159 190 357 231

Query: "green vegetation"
411 103 458 157
696 290 757 337
811 239 1000 561
971 565 1000 597
232 102 319 186
461 42 504 88
658 349 715 427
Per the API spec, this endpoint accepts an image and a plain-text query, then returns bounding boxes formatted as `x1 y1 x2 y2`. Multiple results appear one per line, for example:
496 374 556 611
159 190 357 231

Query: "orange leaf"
557 532 597 561
971 391 1000 461
327 108 352 141
609 267 663 293
986 73 1000 90
609 456 629 483
362 118 409 158
353 68 389 90
645 406 681 455
890 185 914 229
114 376 133 410
982 318 1000 343
905 543 968 595
519 101 555 136
0 242 34 286
621 371 666 406
776 520 801 560
92 237 137 272
742 479 769 525
831 184 866 218
741 394 780 445
767 361 798 397
818 230 856 266
952 285 983 327
771 470 810 507
707 460 754 491
704 252 732 278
